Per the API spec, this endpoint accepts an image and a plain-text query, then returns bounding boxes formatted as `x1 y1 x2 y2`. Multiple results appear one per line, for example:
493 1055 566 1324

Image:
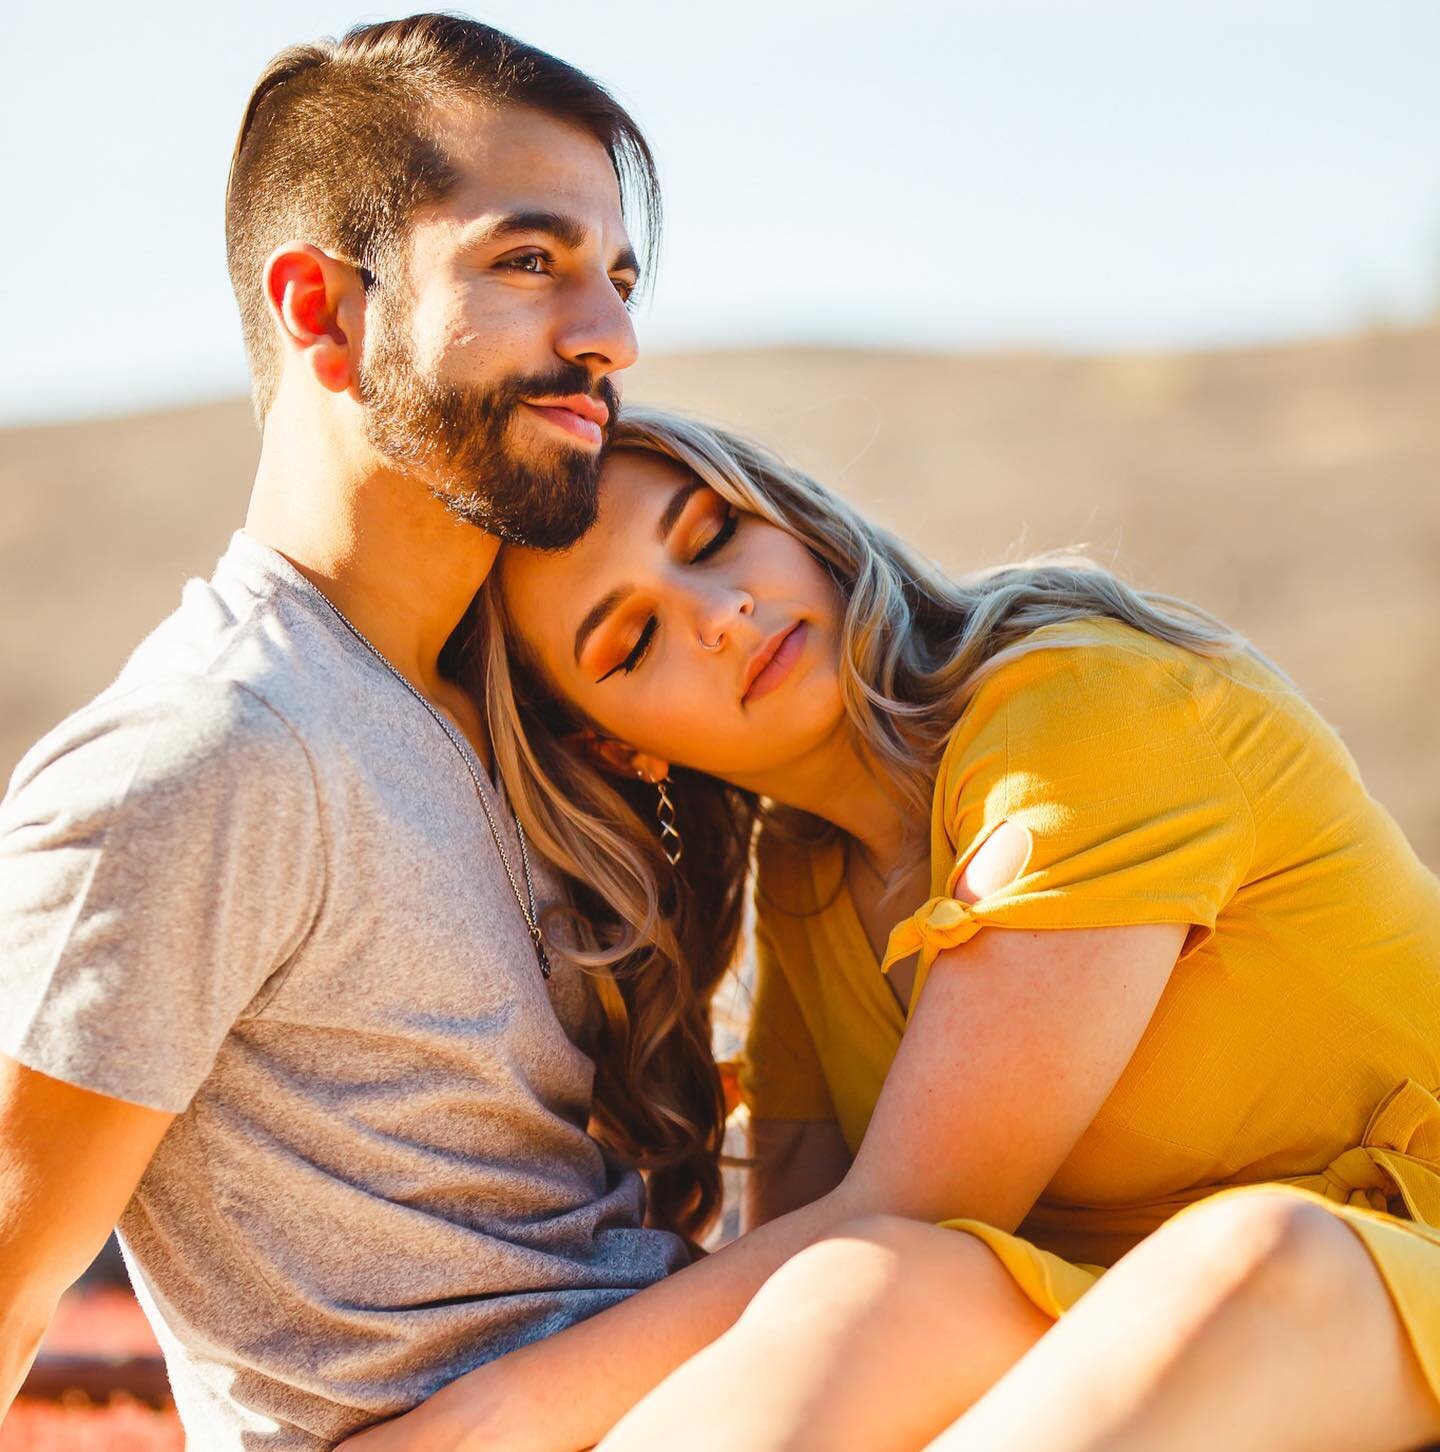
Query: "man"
0 15 684 1448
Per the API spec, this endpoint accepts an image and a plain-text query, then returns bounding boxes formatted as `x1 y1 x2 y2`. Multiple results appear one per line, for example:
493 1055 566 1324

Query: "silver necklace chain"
310 589 551 979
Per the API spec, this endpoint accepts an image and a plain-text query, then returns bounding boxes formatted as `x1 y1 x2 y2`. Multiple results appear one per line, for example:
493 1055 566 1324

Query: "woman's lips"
744 622 807 704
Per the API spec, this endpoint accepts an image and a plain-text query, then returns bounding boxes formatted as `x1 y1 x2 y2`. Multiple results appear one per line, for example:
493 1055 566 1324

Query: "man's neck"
244 401 499 720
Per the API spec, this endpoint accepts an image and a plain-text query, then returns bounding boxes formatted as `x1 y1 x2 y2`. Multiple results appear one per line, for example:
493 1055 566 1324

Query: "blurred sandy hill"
2 330 1437 865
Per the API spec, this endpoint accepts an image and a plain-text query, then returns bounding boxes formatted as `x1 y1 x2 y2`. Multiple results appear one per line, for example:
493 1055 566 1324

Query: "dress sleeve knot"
881 895 984 977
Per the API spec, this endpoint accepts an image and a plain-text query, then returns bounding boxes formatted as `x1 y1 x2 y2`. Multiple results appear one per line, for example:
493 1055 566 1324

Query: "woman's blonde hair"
462 405 1256 1244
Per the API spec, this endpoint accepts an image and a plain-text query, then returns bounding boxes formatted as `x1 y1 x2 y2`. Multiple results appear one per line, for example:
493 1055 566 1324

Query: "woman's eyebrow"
654 478 703 542
573 585 633 666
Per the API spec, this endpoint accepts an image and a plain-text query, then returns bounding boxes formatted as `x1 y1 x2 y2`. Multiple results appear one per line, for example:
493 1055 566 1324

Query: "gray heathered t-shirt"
0 531 685 1449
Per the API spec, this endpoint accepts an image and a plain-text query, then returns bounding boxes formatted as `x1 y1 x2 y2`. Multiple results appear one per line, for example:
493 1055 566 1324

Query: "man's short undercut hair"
226 12 661 423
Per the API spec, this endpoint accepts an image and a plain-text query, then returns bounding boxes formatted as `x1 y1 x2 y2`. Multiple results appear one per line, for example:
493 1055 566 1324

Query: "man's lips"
522 393 610 447
742 622 806 703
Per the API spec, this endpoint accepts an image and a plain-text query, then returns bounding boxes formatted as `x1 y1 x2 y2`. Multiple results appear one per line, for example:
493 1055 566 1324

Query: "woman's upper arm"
744 1117 851 1230
841 642 1253 1231
843 918 1186 1232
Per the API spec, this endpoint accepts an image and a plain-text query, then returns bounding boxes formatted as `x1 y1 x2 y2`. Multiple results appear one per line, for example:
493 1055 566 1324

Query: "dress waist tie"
1285 1078 1440 1224
1023 1079 1440 1266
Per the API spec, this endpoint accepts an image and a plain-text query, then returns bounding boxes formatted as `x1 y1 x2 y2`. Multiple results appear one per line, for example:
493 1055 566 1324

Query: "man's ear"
262 241 368 396
568 730 671 784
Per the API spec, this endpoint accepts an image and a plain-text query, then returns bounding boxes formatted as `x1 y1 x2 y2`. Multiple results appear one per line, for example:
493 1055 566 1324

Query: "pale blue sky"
2 0 1437 424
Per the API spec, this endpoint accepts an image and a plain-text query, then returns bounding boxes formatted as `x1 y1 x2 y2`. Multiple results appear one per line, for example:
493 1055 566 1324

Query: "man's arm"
0 1053 173 1415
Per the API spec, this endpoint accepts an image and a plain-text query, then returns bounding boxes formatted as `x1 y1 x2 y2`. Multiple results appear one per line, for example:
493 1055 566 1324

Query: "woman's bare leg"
927 1189 1440 1452
596 1215 1052 1452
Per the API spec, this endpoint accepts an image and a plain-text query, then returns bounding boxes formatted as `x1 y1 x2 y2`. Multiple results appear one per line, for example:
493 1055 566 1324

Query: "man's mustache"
507 364 619 429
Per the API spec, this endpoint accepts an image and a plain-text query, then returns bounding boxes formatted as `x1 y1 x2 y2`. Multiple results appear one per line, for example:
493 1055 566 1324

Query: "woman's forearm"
378 1183 871 1452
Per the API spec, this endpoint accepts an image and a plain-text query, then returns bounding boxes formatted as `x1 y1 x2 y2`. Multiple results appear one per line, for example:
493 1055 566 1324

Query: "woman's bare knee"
740 1214 1046 1346
1142 1190 1370 1315
739 1215 933 1332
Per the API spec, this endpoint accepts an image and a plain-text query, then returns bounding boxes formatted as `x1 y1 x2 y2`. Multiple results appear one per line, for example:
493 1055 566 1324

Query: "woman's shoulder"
931 617 1274 825
944 618 1191 750
973 616 1207 693
945 616 1280 743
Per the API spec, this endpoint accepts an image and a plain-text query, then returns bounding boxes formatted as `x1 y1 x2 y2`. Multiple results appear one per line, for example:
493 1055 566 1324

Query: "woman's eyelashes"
598 617 657 682
594 504 740 683
691 505 738 562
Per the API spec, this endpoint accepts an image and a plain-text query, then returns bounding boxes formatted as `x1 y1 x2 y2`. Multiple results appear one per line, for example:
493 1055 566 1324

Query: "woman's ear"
567 730 672 784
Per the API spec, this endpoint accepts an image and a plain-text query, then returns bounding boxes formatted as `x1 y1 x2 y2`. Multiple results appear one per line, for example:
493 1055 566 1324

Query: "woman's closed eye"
691 504 738 563
598 616 658 682
594 503 741 682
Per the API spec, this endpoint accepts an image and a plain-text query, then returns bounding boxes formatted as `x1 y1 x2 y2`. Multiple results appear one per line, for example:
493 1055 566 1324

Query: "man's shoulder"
119 540 351 736
5 543 341 808
2 670 316 834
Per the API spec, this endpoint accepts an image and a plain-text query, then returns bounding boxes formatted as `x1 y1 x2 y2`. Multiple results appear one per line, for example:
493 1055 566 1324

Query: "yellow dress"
740 618 1440 1395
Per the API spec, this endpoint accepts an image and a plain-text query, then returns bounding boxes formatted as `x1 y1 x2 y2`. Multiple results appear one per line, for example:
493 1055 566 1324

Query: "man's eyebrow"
611 244 641 279
464 210 641 278
655 478 704 543
573 585 634 667
467 209 588 250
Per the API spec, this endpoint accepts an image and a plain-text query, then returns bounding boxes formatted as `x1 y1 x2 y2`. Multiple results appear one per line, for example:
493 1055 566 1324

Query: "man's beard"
357 302 617 551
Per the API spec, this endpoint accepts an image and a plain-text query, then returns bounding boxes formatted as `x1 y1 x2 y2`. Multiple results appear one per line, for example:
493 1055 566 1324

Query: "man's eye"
503 252 552 276
596 617 658 683
612 277 637 307
691 506 738 563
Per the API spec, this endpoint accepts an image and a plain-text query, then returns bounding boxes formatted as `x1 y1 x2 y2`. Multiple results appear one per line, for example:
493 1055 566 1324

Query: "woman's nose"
696 587 754 651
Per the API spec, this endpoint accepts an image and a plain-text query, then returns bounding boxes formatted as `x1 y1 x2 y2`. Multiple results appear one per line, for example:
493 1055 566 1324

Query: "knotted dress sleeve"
882 636 1256 1008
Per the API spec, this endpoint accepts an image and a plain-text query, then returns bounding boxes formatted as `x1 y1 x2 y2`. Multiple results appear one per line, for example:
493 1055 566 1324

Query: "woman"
342 408 1440 1452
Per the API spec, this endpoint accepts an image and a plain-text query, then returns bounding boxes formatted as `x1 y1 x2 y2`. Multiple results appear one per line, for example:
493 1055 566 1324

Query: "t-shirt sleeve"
0 677 326 1111
739 922 836 1123
881 638 1256 990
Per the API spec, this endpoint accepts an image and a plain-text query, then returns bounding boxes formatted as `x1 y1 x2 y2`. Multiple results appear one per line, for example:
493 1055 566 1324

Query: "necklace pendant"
529 925 552 980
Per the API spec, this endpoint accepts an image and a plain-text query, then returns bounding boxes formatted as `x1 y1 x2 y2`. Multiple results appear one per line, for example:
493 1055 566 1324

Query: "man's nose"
553 273 639 377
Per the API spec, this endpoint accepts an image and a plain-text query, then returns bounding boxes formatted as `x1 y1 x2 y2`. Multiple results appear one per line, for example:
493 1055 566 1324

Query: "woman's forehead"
499 450 691 626
508 453 687 572
599 447 693 504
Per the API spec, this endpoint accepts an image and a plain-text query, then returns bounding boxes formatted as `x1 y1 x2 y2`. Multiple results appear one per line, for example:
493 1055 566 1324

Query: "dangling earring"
645 773 683 865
